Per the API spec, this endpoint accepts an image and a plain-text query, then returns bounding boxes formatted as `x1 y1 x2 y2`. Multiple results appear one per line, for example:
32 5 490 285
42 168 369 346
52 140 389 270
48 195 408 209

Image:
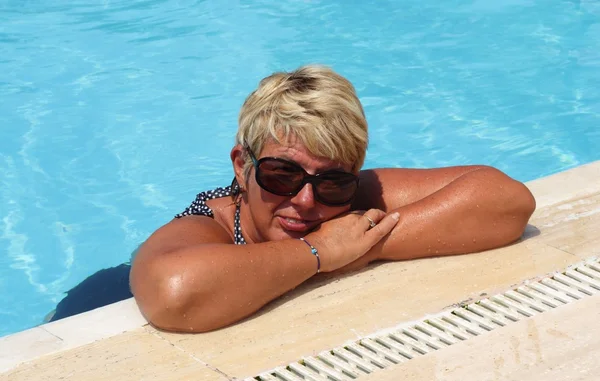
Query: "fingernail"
391 212 400 221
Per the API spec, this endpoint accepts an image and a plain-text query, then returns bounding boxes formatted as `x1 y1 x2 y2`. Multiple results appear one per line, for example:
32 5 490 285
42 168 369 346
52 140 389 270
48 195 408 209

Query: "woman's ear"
230 144 246 186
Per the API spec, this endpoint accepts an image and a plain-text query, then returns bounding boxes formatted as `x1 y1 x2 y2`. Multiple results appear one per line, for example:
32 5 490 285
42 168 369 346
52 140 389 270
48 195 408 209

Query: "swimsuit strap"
234 202 246 245
175 184 246 245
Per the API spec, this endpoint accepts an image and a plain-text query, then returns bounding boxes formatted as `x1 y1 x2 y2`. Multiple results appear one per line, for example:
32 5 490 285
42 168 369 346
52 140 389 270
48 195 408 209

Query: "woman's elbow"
130 256 216 333
504 179 537 241
483 166 536 223
513 180 536 223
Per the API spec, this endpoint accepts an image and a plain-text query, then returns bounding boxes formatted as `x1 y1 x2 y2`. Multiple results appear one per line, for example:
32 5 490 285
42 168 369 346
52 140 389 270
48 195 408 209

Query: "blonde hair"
236 65 368 180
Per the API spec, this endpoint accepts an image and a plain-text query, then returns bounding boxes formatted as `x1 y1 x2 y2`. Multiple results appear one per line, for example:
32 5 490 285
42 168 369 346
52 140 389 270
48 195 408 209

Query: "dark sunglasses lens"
315 174 358 205
257 159 304 195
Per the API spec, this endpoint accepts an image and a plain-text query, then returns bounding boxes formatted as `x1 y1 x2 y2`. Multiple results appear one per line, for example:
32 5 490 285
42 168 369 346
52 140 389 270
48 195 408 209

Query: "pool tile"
527 161 600 209
154 240 577 378
0 327 65 373
530 191 600 259
3 327 228 381
41 298 147 351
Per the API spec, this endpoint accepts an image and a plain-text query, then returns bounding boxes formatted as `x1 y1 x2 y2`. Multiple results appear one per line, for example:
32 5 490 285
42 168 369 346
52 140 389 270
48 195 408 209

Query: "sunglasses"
245 145 359 206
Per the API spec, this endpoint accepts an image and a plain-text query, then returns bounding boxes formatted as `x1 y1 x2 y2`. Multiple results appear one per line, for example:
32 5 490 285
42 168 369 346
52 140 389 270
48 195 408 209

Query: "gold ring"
364 215 377 230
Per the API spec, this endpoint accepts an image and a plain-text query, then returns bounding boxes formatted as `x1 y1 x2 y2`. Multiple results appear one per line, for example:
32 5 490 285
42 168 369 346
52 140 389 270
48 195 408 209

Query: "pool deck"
2 161 600 380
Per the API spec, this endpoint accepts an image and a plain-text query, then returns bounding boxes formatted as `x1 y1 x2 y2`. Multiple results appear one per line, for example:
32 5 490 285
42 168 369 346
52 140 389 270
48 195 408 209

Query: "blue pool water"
1 0 599 337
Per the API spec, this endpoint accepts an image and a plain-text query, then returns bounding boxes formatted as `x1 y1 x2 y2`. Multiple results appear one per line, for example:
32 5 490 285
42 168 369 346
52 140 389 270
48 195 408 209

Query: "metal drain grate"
247 257 600 381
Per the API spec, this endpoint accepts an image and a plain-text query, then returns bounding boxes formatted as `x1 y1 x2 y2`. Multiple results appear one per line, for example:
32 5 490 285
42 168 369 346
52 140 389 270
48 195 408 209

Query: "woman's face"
233 138 355 243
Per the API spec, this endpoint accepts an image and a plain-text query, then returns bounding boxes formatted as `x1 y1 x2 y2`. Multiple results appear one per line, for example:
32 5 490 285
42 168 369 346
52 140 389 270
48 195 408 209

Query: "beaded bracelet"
299 237 320 274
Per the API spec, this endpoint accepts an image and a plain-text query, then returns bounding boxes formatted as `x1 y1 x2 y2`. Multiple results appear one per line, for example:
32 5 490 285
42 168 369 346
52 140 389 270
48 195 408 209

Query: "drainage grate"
247 257 600 381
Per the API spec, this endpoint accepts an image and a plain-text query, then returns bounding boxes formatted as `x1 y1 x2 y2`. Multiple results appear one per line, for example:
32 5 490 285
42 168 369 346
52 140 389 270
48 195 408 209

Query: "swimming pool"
1 0 599 337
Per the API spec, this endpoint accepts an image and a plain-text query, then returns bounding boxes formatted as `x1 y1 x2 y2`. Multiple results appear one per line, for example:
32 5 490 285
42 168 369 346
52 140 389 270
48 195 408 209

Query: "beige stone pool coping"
2 161 599 380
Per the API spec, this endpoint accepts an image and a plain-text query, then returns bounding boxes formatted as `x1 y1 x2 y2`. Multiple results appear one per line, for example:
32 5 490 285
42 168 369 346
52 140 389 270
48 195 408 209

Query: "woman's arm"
130 216 317 333
349 165 535 265
130 211 398 333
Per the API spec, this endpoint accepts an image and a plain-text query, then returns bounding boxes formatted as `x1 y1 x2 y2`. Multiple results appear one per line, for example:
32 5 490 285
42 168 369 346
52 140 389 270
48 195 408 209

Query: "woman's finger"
361 209 388 231
367 212 400 238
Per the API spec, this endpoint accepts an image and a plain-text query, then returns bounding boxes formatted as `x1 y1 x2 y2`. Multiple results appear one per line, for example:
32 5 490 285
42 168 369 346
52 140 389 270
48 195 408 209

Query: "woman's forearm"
371 167 536 261
131 239 318 333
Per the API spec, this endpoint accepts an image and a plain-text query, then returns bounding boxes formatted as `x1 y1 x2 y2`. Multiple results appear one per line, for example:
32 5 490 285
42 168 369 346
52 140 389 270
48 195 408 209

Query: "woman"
130 65 536 333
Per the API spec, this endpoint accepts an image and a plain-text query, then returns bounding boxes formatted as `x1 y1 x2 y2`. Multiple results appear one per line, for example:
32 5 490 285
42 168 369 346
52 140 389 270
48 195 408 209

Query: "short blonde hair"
236 65 368 179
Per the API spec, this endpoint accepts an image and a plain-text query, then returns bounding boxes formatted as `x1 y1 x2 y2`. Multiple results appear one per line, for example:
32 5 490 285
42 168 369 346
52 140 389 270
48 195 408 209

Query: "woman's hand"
305 209 399 273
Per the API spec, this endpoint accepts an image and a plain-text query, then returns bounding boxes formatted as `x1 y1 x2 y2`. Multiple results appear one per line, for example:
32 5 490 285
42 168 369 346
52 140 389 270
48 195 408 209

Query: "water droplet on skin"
435 250 439 254
472 239 477 243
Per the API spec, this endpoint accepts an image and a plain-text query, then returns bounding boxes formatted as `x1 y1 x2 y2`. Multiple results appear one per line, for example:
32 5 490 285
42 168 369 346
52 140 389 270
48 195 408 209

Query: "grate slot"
540 278 587 300
442 314 486 336
285 363 322 380
288 362 323 381
552 273 596 295
452 308 500 330
467 303 514 325
399 327 444 350
330 348 376 374
575 266 600 283
426 317 471 340
316 352 362 378
345 343 393 369
303 357 349 381
587 262 600 273
414 322 459 345
476 299 522 321
402 326 448 349
374 336 415 360
490 294 537 317
528 282 576 304
253 373 280 381
273 366 310 381
516 286 564 308
565 269 600 290
346 343 394 369
359 339 407 364
389 330 433 355
504 290 549 312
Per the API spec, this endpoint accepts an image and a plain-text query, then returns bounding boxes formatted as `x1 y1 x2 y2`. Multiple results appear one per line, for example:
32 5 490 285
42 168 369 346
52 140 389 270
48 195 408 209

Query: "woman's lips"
277 216 317 232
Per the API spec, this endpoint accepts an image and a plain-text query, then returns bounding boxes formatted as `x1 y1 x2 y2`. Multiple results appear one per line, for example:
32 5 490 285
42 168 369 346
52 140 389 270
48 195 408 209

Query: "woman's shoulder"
141 215 234 260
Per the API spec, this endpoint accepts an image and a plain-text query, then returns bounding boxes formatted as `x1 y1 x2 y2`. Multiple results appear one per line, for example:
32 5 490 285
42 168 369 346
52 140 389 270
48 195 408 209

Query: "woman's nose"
290 183 316 209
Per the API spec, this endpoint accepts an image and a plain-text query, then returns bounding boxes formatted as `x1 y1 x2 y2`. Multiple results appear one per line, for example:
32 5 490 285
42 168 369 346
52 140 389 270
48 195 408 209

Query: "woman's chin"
270 229 306 241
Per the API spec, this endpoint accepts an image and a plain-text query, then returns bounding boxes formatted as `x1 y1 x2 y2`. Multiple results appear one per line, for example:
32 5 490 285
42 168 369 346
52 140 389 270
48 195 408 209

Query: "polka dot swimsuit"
175 186 246 245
